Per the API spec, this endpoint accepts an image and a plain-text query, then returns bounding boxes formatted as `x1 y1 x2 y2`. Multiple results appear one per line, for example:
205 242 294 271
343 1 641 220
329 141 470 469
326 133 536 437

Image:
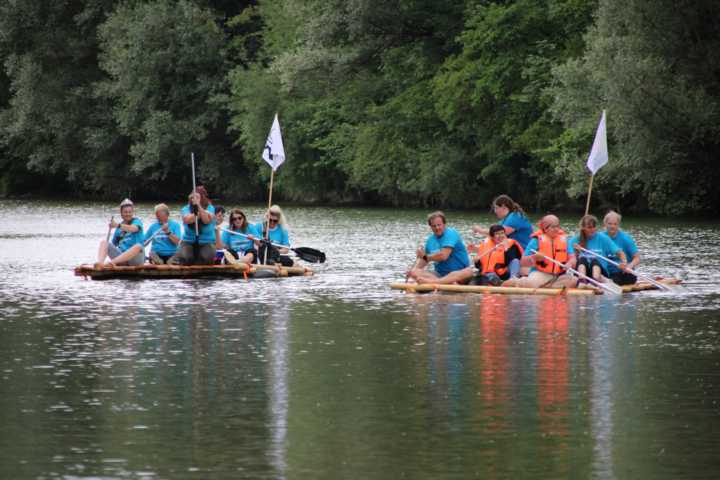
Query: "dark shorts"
610 271 637 286
578 257 608 277
168 242 216 265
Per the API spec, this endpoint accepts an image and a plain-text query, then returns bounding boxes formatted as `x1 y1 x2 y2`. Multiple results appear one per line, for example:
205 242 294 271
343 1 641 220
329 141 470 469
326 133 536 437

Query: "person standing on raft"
168 186 216 265
472 194 533 249
502 214 578 289
96 198 145 268
406 211 472 284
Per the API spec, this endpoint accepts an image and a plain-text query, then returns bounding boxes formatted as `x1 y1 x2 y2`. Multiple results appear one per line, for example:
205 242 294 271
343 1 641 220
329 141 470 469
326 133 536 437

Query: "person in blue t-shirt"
96 198 145 267
254 205 294 266
168 186 216 265
569 214 627 284
220 208 260 264
473 194 533 249
145 203 182 264
601 210 640 285
407 211 472 284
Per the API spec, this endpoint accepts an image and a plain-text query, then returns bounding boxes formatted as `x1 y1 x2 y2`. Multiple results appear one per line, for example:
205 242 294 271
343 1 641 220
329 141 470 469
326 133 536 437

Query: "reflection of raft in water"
74 263 313 280
391 278 681 296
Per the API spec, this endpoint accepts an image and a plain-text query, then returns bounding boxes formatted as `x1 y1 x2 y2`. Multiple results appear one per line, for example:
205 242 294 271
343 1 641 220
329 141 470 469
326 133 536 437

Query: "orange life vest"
535 234 569 274
477 238 523 276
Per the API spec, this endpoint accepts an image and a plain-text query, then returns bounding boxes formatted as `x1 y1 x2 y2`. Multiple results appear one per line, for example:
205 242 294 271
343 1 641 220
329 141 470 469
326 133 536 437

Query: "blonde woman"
255 205 293 266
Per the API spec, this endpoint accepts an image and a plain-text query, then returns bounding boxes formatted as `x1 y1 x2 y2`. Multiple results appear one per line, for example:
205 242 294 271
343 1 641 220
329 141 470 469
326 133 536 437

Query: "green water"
0 200 719 479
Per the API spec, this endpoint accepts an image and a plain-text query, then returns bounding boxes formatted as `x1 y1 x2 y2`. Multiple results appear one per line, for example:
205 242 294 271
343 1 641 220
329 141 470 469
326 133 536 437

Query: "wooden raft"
390 282 600 296
74 263 313 280
391 278 681 296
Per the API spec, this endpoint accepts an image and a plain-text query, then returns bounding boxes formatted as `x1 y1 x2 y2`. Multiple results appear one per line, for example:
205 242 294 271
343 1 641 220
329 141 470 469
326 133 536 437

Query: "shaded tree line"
1 0 718 214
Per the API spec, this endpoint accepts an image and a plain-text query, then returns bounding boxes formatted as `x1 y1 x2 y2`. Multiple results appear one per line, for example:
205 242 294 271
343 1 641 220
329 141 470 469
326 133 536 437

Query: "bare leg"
592 264 603 282
416 267 474 285
551 274 578 288
110 244 143 266
408 268 440 284
239 252 254 264
97 240 109 265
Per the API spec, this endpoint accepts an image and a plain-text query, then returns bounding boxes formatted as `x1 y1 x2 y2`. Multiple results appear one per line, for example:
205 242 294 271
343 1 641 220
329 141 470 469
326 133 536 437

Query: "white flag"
262 114 286 171
586 110 608 175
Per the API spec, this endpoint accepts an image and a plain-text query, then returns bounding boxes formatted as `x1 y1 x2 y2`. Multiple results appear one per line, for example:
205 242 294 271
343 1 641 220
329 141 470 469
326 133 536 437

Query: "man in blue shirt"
600 210 640 285
407 211 472 284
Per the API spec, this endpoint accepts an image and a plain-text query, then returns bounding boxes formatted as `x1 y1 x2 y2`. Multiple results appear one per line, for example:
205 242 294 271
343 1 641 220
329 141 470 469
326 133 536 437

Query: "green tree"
551 0 720 214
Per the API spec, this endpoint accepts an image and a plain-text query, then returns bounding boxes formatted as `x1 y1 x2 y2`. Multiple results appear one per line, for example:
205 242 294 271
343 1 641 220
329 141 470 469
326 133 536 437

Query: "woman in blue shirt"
167 186 216 265
473 194 533 249
569 215 627 284
255 205 294 266
96 198 145 267
220 209 260 264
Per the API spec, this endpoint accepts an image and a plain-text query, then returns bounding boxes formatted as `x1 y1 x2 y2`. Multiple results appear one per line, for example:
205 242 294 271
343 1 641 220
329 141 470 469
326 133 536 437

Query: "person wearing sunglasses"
220 208 260 264
255 205 294 266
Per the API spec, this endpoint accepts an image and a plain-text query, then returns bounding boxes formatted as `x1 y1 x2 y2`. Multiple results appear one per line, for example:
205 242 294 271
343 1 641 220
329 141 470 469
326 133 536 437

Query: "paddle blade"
292 247 326 263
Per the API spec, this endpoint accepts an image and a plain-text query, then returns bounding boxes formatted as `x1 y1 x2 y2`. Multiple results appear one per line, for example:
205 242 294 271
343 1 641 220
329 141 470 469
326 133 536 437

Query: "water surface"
0 200 719 479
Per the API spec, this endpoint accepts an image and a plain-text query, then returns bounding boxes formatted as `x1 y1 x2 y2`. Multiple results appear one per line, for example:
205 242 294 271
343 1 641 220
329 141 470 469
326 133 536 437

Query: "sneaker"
149 252 164 265
223 249 238 265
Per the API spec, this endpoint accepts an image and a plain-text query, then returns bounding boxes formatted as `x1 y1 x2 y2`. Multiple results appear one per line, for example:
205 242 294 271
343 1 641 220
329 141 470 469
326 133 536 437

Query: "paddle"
105 216 114 242
143 225 164 247
574 245 671 291
529 248 623 295
221 229 326 263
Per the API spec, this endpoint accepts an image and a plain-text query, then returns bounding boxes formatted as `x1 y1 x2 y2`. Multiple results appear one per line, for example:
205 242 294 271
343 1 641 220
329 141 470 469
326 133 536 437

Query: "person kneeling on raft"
468 224 523 286
168 186 216 265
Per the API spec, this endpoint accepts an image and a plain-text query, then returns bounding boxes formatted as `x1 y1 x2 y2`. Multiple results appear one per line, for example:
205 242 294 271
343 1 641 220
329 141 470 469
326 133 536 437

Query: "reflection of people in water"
537 296 570 442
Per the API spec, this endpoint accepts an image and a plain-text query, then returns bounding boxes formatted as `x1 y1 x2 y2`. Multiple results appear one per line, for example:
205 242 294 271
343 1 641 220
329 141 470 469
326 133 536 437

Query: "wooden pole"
584 174 594 217
264 169 275 264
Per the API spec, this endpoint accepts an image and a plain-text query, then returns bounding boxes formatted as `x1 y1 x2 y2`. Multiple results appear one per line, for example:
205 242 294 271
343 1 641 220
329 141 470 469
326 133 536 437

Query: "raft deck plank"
74 263 313 280
390 282 601 296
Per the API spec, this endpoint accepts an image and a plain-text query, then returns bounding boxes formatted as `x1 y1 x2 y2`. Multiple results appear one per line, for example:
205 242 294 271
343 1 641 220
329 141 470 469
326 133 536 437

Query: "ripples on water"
1 200 719 479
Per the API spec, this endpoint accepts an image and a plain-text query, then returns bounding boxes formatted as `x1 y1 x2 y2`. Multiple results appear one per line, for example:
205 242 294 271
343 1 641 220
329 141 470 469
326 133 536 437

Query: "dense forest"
0 0 718 214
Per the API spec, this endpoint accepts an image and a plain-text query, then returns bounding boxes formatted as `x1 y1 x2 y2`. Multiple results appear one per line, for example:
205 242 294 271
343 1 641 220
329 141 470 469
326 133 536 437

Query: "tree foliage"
0 0 717 214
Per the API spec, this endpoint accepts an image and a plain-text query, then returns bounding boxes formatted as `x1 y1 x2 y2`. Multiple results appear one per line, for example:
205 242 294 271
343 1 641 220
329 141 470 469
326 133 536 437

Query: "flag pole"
584 174 594 216
264 168 275 264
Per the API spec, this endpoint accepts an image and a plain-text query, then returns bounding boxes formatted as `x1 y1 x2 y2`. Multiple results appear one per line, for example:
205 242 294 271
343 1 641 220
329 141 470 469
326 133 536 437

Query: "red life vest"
535 234 569 274
478 238 523 276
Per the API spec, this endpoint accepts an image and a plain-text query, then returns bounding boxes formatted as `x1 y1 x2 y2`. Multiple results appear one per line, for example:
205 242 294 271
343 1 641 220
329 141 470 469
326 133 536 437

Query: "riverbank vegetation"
1 0 718 214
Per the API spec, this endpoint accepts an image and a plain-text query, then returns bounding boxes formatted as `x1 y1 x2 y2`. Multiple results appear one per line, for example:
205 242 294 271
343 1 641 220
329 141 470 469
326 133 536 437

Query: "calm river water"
0 200 719 479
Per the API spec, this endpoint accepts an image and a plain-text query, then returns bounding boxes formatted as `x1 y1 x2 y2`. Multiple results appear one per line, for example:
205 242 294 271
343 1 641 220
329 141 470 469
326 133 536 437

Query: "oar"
574 245 671 291
143 225 164 247
105 216 114 242
529 249 623 295
221 229 326 263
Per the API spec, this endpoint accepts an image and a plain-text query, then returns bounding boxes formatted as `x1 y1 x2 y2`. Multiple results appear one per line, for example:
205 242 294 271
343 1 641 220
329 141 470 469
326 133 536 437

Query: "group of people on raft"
96 186 295 269
407 194 640 289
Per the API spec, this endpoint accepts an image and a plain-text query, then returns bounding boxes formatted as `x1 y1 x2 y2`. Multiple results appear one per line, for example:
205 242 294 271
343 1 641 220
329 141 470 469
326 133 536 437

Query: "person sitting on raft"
221 209 260 265
469 224 524 286
255 205 294 267
502 214 578 289
406 211 472 285
168 186 216 265
569 214 628 285
601 210 640 285
96 198 145 268
145 203 182 265
472 194 533 249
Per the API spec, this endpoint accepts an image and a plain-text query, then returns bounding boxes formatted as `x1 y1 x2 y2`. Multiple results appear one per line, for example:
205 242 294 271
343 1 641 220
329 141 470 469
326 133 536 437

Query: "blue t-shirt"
500 211 533 249
145 220 182 256
525 235 575 273
181 204 216 244
253 223 290 246
601 230 638 274
221 224 261 253
112 218 144 253
425 227 470 277
569 233 621 272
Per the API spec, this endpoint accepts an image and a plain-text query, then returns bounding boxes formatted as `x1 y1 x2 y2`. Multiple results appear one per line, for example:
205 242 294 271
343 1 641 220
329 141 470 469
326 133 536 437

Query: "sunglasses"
269 217 279 222
231 216 244 221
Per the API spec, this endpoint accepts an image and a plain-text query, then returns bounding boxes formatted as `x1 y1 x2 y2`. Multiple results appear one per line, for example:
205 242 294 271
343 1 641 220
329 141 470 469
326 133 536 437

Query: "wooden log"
390 282 600 296
74 262 312 280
